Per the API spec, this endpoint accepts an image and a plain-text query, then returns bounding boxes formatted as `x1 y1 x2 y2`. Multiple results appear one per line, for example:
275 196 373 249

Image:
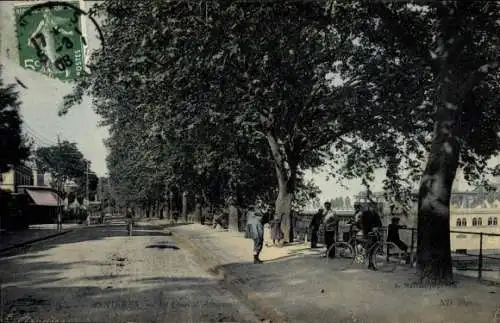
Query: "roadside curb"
171 231 287 323
0 229 75 254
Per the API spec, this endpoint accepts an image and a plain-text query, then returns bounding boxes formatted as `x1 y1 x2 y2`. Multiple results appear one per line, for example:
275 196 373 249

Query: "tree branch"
369 4 434 70
460 61 499 97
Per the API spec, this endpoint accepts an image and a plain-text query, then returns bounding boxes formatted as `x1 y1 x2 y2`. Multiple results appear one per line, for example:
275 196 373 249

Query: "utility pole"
85 161 89 204
108 178 113 215
99 177 104 202
57 135 62 231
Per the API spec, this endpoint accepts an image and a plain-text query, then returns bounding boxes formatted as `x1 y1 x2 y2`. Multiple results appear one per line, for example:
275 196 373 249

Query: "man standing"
246 205 265 264
360 205 382 270
125 207 134 231
323 202 338 258
388 217 409 254
309 208 323 248
99 210 105 224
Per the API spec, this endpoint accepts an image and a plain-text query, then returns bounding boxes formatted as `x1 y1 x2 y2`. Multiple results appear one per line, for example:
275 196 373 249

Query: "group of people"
309 202 409 270
244 201 409 267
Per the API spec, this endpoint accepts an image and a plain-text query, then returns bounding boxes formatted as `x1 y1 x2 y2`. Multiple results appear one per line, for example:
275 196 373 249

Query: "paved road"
0 221 260 323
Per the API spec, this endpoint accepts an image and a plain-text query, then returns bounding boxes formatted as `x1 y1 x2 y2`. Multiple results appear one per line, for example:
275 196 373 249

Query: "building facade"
353 189 500 253
450 208 500 252
0 165 34 193
32 169 53 187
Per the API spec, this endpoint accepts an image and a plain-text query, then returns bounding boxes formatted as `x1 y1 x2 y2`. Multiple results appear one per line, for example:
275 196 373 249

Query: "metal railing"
398 227 500 283
293 217 500 283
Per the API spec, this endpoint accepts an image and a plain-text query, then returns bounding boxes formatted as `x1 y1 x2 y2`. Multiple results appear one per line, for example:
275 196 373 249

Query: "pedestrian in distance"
99 210 105 224
246 205 265 264
323 202 338 258
125 207 134 233
309 208 323 248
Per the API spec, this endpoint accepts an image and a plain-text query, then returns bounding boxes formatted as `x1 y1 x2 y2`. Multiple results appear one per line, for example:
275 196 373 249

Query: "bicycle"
325 226 405 272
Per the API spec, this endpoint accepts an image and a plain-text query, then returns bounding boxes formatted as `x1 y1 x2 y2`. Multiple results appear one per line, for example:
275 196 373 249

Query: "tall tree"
75 171 99 201
63 0 340 235
331 1 500 284
0 66 30 174
35 141 89 187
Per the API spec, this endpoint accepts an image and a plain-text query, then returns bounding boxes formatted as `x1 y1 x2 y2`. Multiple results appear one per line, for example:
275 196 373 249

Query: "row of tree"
34 141 99 203
61 1 500 284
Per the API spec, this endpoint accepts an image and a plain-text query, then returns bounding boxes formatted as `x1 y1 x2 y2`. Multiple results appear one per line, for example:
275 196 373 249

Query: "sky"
1 0 108 175
1 1 497 205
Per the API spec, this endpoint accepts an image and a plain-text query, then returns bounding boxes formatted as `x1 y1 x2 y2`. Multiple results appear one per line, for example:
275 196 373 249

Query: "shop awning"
25 189 60 207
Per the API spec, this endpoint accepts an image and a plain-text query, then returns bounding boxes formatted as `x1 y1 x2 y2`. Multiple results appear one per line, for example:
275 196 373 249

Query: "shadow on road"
2 277 247 322
0 221 255 322
0 220 187 258
145 244 180 250
213 255 500 323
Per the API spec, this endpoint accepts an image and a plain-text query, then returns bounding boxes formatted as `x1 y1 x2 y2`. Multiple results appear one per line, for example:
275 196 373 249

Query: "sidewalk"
171 224 500 323
0 223 80 253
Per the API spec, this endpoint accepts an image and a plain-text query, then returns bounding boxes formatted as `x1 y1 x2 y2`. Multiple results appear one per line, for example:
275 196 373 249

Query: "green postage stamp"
14 2 85 81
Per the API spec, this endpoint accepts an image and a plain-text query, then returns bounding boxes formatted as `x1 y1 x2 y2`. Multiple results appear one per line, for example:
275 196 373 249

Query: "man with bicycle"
359 204 382 270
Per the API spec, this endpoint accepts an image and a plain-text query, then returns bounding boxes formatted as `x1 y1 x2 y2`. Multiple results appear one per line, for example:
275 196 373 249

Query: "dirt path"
0 222 260 323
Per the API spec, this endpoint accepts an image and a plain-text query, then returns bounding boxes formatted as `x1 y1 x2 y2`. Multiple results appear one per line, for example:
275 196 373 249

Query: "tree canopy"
328 1 500 284
35 141 97 199
0 66 30 174
61 0 500 283
63 0 337 219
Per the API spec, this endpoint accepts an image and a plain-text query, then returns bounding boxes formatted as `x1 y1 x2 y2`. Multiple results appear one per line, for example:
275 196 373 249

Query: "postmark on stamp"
14 1 104 81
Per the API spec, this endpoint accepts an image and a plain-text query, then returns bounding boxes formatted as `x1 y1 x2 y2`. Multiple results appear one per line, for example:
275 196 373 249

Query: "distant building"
0 165 34 193
32 169 53 187
354 189 500 253
450 208 500 253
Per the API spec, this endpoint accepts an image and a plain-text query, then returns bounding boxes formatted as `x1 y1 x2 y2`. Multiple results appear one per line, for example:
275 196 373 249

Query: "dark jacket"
361 210 382 236
310 210 323 230
388 224 405 241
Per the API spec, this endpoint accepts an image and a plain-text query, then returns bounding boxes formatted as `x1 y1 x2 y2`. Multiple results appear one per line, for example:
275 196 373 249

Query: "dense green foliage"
62 1 500 283
64 0 352 215
35 141 98 199
0 66 30 174
328 1 500 283
329 2 500 196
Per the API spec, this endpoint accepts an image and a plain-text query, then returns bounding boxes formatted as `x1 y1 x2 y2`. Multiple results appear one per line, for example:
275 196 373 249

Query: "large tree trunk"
182 191 188 223
412 4 492 283
194 194 203 224
146 202 151 218
152 201 156 218
168 191 174 222
159 201 165 219
417 99 461 285
266 133 296 243
276 185 293 242
228 202 239 232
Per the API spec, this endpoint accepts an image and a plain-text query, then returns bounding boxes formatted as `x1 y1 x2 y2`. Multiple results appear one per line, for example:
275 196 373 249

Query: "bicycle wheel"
371 242 404 272
325 242 355 271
